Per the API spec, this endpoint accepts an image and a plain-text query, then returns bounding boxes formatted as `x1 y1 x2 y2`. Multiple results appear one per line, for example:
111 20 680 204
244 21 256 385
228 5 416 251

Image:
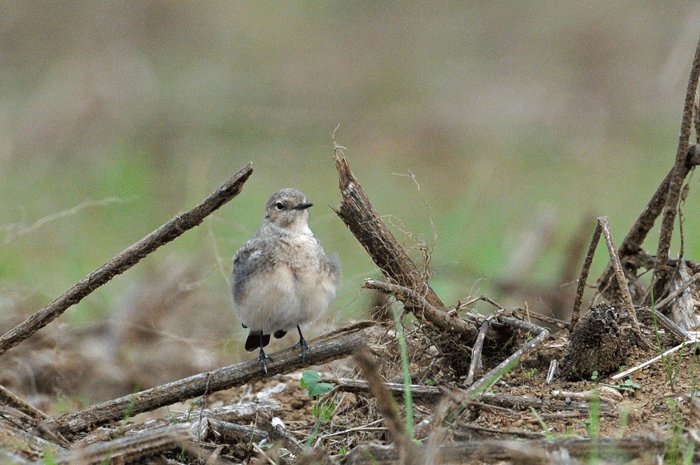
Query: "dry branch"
598 217 644 341
0 163 254 356
342 436 671 465
465 318 490 386
329 379 610 415
0 412 66 462
0 384 49 420
53 323 370 436
334 153 441 307
197 418 268 445
330 378 443 403
574 217 652 350
55 423 193 465
0 405 70 449
334 153 479 344
362 279 478 341
571 215 602 333
597 144 700 298
655 36 700 291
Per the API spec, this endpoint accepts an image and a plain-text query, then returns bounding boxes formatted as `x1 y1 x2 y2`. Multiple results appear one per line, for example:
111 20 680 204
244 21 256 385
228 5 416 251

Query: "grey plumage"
232 188 340 373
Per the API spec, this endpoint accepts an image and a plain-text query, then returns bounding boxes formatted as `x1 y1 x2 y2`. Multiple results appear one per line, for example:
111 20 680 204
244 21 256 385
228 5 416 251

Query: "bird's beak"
294 202 313 210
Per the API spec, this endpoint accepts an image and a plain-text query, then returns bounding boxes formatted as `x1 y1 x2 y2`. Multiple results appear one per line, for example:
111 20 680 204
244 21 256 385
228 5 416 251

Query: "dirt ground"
1 257 700 465
184 314 700 463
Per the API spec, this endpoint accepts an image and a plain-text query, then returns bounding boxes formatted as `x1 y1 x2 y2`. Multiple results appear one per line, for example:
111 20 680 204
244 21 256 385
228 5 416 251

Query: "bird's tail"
245 331 271 351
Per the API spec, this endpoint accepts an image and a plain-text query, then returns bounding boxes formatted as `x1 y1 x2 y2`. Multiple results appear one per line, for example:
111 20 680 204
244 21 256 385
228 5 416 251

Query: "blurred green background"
1 1 700 383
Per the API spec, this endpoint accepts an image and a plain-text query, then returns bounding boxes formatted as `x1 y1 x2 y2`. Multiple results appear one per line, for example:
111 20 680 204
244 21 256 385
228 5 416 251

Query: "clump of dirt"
561 303 633 379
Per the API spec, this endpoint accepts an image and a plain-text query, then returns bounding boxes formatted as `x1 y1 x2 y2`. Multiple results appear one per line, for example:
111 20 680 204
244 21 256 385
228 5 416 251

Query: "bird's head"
264 188 313 233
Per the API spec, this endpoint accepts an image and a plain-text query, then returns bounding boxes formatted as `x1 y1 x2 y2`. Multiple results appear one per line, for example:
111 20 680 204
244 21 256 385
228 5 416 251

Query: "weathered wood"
598 217 647 346
0 384 49 420
328 378 614 418
332 378 443 403
343 437 672 465
0 406 68 461
334 155 444 310
53 323 370 436
197 418 268 445
597 144 700 300
571 215 602 333
55 423 192 465
334 154 478 342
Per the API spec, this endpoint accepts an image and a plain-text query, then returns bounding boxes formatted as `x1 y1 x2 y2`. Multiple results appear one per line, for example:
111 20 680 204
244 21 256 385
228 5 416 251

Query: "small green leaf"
301 370 334 397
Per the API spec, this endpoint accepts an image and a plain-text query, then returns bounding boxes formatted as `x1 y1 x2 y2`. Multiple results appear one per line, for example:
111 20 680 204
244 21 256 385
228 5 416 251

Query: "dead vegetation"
4 37 700 465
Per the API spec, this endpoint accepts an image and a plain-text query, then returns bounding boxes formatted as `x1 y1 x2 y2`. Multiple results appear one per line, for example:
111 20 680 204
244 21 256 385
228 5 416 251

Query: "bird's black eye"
275 202 285 211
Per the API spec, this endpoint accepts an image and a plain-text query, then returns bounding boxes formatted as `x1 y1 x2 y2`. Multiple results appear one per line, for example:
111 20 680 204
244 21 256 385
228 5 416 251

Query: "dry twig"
0 163 254 356
362 279 478 341
55 423 192 465
342 436 674 465
571 215 602 333
598 217 647 346
573 217 653 349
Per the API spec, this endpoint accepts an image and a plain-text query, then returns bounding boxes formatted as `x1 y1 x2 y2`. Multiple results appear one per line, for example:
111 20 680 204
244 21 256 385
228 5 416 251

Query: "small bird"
232 188 340 373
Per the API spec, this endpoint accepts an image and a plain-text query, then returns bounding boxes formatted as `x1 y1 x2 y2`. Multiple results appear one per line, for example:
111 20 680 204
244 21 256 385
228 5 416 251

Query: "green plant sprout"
602 378 641 394
300 370 338 449
392 305 414 440
529 407 553 439
650 288 685 391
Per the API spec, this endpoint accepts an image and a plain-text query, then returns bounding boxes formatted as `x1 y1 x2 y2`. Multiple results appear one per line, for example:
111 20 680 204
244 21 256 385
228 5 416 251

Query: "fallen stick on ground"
0 163 254 356
328 378 612 414
52 322 370 436
343 436 675 465
413 316 549 439
611 337 699 382
55 423 193 465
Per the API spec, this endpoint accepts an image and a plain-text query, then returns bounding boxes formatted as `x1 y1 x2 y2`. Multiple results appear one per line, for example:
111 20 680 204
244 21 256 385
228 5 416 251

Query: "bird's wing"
232 238 270 301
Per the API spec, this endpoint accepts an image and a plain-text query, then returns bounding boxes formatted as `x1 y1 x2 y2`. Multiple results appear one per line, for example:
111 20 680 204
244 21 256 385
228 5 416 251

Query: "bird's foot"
294 326 310 360
257 348 272 374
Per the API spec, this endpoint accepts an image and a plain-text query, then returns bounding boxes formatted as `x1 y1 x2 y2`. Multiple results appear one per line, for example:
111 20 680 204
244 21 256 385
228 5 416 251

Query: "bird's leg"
257 333 272 374
294 325 310 360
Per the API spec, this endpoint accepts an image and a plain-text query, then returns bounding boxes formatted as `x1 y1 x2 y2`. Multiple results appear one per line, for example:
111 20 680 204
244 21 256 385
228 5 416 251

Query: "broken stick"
334 153 444 310
334 152 478 341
